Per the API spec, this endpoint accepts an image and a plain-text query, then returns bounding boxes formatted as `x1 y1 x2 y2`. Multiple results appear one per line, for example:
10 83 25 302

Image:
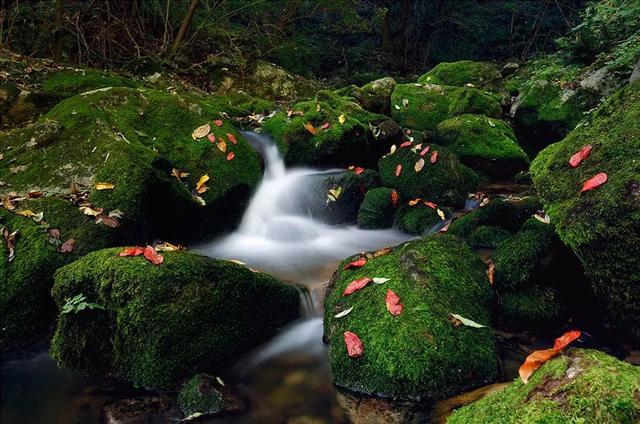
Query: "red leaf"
143 245 164 265
119 246 145 257
430 151 438 163
419 146 430 157
344 331 364 358
439 221 451 233
395 164 402 177
553 330 581 350
207 133 216 143
213 119 223 127
343 276 373 296
580 172 608 193
390 190 399 206
321 122 330 130
487 261 495 286
400 141 412 148
519 330 581 383
59 238 75 253
227 152 235 161
227 133 237 144
385 289 403 316
569 145 592 168
344 257 367 270
423 201 437 209
353 166 365 175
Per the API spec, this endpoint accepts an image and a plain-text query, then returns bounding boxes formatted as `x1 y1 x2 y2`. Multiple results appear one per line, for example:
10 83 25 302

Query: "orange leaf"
344 257 367 270
395 164 402 177
227 133 237 144
408 198 421 206
487 261 495 285
216 139 227 153
227 152 235 161
304 122 316 135
553 330 581 349
119 246 145 257
580 172 607 193
569 145 592 168
423 201 437 209
343 277 373 296
430 151 438 163
390 190 399 206
344 331 364 358
213 119 223 127
143 245 164 265
519 330 581 383
385 289 403 316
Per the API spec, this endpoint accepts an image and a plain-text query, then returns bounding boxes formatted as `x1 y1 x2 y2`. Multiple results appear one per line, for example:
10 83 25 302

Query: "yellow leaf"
196 175 209 194
95 182 115 190
216 139 227 153
171 168 189 179
155 242 185 252
192 123 211 140
414 158 425 172
304 122 316 135
79 205 102 216
316 103 321 112
390 144 397 154
408 198 421 206
338 114 346 124
16 209 37 217
327 186 342 202
437 209 446 220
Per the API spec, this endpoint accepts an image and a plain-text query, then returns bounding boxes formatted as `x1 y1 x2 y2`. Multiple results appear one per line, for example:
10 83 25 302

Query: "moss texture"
0 86 262 243
390 83 502 133
394 204 451 236
378 143 475 207
324 234 498 399
178 374 225 417
499 286 567 329
418 61 503 92
334 77 396 115
448 349 640 424
467 225 512 248
50 248 300 389
434 114 529 176
357 187 397 229
530 81 640 339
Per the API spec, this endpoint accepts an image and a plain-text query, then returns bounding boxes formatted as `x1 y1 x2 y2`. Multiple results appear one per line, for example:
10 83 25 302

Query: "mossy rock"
378 143 475 207
394 204 451 236
324 234 498 399
357 187 398 229
434 114 529 177
335 77 396 115
0 87 262 243
492 218 558 292
50 248 300 389
390 83 502 132
448 349 640 424
467 225 512 248
499 286 568 330
0 197 118 351
530 81 640 339
178 374 225 417
418 61 503 92
449 197 543 240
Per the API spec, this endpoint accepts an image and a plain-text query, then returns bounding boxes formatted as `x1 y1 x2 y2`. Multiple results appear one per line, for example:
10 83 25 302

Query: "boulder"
448 349 640 424
434 114 529 177
467 225 512 248
418 61 503 92
393 204 451 235
177 374 243 417
324 234 498 399
335 77 396 115
499 286 567 330
357 187 398 229
50 249 300 389
530 81 640 339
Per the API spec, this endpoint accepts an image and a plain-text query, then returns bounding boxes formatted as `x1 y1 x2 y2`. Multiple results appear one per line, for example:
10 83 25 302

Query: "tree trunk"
167 0 199 57
53 0 64 62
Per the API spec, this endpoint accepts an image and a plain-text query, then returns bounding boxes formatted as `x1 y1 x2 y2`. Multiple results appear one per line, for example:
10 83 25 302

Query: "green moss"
492 218 558 291
467 225 512 248
394 204 451 235
40 69 138 97
357 188 397 229
50 248 300 389
324 234 498 399
378 143 468 207
390 83 502 132
530 81 640 339
335 77 396 115
418 61 503 92
178 374 225 416
434 114 529 176
448 349 640 424
500 286 567 329
205 91 275 117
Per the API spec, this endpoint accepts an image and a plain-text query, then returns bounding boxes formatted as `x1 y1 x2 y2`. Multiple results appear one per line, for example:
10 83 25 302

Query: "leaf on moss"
414 158 425 172
385 289 403 316
327 186 342 202
419 146 431 157
487 261 495 285
395 164 402 177
216 138 227 152
400 141 412 148
196 175 209 194
569 144 592 168
408 198 422 206
373 277 390 285
171 168 189 180
334 307 353 318
207 133 216 143
227 152 235 161
430 151 439 163
424 201 437 209
338 114 346 124
2 226 18 262
227 133 237 144
304 122 316 135
343 277 373 296
449 313 487 328
519 330 581 384
344 331 364 358
580 172 607 193
95 182 115 190
344 257 367 270
373 247 392 257
390 191 399 207
321 122 330 130
437 208 445 220
213 119 223 127
59 238 76 253
143 245 164 265
119 246 145 257
192 123 211 140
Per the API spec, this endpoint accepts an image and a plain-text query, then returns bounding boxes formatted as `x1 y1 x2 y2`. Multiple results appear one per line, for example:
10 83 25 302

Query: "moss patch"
418 61 503 92
178 374 225 417
467 225 512 248
499 286 567 329
394 204 451 236
357 187 397 229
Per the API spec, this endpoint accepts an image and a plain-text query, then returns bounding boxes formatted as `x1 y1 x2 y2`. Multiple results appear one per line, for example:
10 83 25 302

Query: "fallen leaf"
2 227 18 262
402 98 409 107
430 151 439 163
344 257 367 270
385 289 403 316
390 145 397 154
227 133 237 144
519 330 581 384
338 114 346 124
400 141 412 148
390 191 399 206
196 175 209 194
2 196 15 210
59 238 76 253
95 182 115 190
108 209 124 219
373 247 392 257
480 197 490 207
216 139 227 152
487 261 495 285
316 103 321 112
321 122 330 130
193 195 206 206
449 313 487 328
439 221 451 232
424 201 437 209
192 123 211 140
213 119 223 127
48 229 61 239
96 214 119 227
534 211 551 224
16 209 38 217
408 198 422 206
171 168 189 180
119 246 145 257
420 146 430 157
580 172 607 193
353 166 365 175
227 152 235 161
569 145 593 168
437 208 446 220
207 133 216 143
327 186 342 202
344 331 364 358
373 277 390 285
143 245 164 265
304 122 316 135
414 158 425 172
335 307 353 318
27 190 44 199
79 205 103 216
154 242 184 252
343 276 373 296
395 164 402 177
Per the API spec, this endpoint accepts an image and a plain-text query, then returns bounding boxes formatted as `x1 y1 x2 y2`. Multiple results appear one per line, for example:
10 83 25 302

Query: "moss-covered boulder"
418 61 503 92
394 204 451 236
390 83 502 132
324 234 498 399
50 248 300 389
177 374 225 417
499 286 567 329
378 143 476 207
467 225 512 248
434 114 529 177
335 77 396 115
0 197 118 351
530 81 640 339
357 187 398 229
0 86 262 243
448 349 640 424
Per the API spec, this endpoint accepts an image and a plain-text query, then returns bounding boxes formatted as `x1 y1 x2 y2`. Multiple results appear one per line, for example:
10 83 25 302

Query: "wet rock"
418 61 504 92
177 374 244 418
103 396 181 424
335 77 396 115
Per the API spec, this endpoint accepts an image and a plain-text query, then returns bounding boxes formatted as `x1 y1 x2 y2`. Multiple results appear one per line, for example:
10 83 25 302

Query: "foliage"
61 293 104 314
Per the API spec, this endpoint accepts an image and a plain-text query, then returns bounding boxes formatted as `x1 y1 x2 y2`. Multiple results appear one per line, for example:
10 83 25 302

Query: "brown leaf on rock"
303 122 316 135
59 238 76 253
519 330 581 383
2 226 18 262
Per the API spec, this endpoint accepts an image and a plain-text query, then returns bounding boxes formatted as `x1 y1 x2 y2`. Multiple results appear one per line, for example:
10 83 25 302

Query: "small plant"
61 293 105 314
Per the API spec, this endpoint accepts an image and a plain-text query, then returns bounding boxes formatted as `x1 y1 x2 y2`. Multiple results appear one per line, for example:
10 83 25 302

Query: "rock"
579 66 618 98
391 83 502 133
357 187 397 229
501 62 520 77
103 396 181 424
242 60 318 101
467 225 512 248
50 249 300 389
530 81 640 339
418 61 504 92
434 114 529 177
178 374 244 418
335 77 396 115
0 87 262 243
448 349 640 424
499 286 567 329
324 234 498 399
378 143 477 208
631 58 640 83
393 204 451 235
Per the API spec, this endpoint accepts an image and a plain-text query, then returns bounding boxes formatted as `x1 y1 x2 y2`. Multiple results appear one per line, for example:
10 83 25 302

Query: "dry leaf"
2 227 18 262
96 214 119 227
207 133 216 143
519 330 581 384
430 151 439 163
227 133 237 144
216 139 227 152
335 307 353 318
343 277 373 296
304 122 316 135
338 114 346 124
569 145 593 168
580 172 607 193
414 158 425 172
227 152 235 161
420 146 430 157
385 289 403 316
192 123 211 140
79 205 103 216
196 175 209 194
449 313 486 328
400 141 412 148
213 119 223 127
344 257 367 270
408 198 422 206
373 277 390 284
321 122 330 130
424 201 437 209
59 238 76 253
390 191 399 207
487 261 495 285
95 182 115 190
390 145 397 154
143 245 164 265
395 164 402 177
344 331 363 358
171 168 189 180
155 242 185 252
373 247 392 257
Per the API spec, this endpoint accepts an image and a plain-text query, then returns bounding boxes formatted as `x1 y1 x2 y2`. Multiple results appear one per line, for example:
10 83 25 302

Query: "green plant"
61 294 105 314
